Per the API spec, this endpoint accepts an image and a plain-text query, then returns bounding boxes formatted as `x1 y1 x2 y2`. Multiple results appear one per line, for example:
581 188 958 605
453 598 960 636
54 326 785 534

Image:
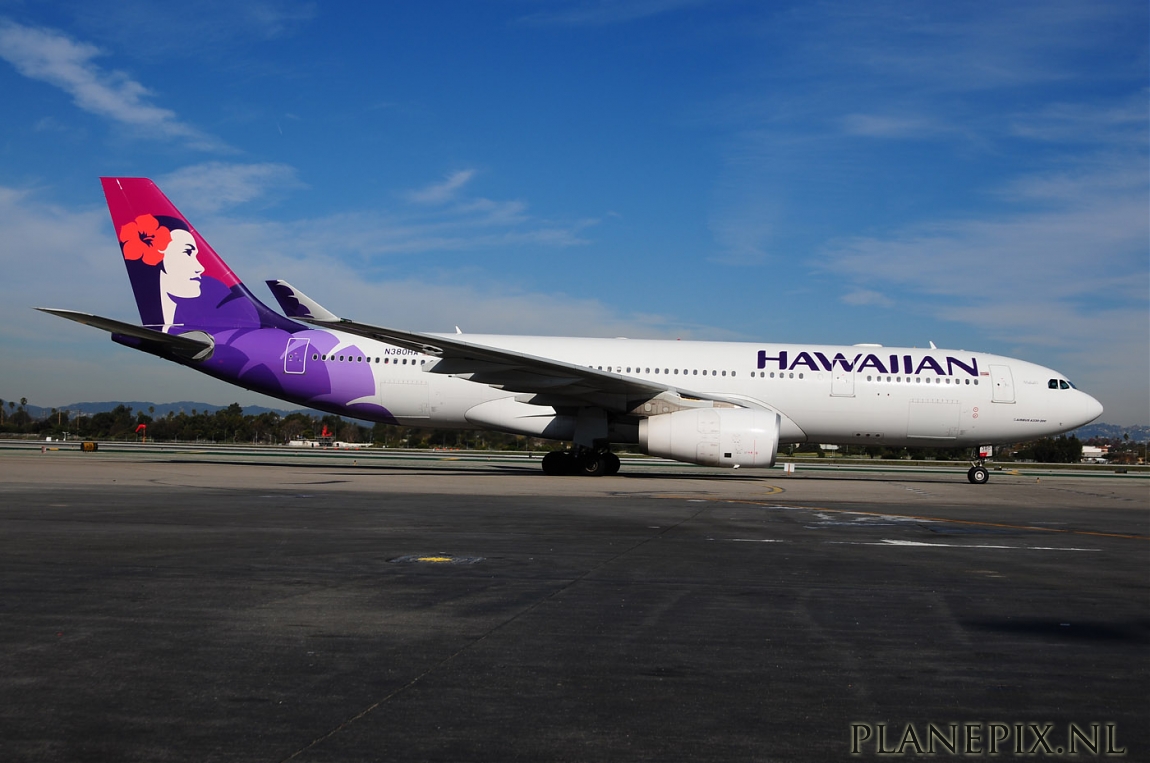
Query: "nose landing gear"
967 445 992 484
967 465 989 484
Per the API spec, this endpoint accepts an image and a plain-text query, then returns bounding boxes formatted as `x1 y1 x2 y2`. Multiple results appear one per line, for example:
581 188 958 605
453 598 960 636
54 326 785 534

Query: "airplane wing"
36 308 215 361
266 280 760 415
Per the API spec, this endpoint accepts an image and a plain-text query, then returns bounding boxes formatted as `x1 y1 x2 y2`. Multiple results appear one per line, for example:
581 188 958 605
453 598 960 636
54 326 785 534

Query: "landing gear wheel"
604 452 621 476
967 466 989 485
542 451 573 476
577 452 607 477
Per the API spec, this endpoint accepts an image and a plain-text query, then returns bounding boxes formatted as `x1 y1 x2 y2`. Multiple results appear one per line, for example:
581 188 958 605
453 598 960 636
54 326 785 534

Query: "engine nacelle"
639 408 780 468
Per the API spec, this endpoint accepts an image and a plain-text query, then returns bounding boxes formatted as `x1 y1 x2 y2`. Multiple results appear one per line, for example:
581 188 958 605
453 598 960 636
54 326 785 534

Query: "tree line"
0 401 549 450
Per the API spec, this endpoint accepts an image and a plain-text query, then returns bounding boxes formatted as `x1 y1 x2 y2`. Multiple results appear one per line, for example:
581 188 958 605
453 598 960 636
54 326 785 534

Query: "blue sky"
1 0 1146 424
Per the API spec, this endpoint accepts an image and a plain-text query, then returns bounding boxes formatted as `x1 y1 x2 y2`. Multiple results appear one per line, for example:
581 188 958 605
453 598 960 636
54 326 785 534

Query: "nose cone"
1082 393 1104 425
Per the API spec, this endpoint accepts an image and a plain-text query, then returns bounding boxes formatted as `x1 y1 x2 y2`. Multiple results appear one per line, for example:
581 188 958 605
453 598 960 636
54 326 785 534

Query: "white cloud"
818 1 1133 93
405 170 476 205
841 114 956 139
517 0 710 26
0 19 224 150
1009 94 1148 145
243 1 318 38
159 162 305 214
841 289 893 307
825 174 1145 302
230 207 593 258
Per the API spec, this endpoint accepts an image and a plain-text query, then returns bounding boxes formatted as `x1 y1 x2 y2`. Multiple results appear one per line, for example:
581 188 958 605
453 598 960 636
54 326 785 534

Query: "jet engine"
639 408 780 468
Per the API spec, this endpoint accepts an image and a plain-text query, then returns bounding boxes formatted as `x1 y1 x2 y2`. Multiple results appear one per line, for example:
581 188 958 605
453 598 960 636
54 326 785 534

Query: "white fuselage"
317 332 1103 448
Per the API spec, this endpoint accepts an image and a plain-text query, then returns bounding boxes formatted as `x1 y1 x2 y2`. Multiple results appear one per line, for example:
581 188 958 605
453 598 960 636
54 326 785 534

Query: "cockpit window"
1048 379 1059 389
1059 380 1071 390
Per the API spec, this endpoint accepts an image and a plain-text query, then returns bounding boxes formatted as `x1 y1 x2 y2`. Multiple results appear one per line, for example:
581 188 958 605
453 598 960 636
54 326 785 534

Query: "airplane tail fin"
101 177 297 332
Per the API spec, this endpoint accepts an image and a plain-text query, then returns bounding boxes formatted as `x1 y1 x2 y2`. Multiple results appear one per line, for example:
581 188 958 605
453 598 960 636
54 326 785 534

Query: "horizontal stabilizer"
265 280 339 322
36 308 215 361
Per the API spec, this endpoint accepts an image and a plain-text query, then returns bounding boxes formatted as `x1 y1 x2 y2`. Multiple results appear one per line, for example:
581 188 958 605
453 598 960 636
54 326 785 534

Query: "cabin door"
990 364 1015 403
284 337 309 374
831 365 855 396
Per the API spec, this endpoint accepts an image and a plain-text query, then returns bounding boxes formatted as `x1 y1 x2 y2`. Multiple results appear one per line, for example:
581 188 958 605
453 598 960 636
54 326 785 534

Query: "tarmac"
0 448 1146 762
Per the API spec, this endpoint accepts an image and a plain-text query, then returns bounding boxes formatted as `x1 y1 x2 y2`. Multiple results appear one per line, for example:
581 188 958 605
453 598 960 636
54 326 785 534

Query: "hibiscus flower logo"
119 214 172 266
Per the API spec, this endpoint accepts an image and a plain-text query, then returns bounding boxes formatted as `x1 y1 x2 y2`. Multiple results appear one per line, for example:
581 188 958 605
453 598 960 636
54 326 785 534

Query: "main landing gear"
542 448 621 477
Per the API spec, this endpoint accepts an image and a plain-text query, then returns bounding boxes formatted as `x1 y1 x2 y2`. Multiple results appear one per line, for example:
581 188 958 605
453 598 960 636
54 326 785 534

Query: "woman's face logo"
160 229 204 298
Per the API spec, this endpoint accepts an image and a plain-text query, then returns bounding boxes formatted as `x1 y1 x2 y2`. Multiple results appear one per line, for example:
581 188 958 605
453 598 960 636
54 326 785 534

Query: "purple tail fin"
102 177 298 332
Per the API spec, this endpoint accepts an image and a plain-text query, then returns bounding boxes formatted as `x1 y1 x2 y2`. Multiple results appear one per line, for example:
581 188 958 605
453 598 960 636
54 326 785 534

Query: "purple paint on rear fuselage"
103 178 396 424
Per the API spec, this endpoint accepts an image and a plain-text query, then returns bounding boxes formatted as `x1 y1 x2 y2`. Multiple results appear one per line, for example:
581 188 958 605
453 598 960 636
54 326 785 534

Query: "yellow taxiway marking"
416 556 454 563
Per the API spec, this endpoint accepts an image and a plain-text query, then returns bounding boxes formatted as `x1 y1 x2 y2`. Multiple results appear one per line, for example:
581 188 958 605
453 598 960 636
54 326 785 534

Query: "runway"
1 450 1146 761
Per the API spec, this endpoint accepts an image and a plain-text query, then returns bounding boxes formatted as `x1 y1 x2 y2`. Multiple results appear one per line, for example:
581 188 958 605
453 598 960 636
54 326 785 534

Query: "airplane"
38 177 1104 483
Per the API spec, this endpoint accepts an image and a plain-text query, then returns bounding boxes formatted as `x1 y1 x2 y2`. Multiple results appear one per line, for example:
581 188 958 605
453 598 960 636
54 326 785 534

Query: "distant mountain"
1070 423 1150 443
19 401 310 420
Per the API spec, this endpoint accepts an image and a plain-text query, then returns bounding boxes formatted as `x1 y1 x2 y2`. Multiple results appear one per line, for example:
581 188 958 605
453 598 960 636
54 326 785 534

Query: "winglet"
265 280 340 323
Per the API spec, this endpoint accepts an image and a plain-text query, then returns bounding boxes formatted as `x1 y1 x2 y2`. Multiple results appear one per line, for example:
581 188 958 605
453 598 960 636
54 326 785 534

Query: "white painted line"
827 539 1100 551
